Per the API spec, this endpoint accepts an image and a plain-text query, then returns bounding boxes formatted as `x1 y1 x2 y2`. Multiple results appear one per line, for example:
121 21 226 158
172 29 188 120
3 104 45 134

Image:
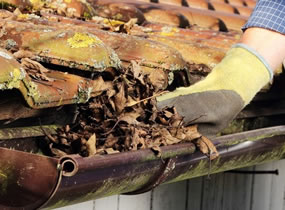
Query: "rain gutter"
0 126 285 209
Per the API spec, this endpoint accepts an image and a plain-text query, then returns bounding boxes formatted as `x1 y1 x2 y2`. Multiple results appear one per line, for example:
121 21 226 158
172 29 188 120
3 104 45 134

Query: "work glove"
157 44 273 137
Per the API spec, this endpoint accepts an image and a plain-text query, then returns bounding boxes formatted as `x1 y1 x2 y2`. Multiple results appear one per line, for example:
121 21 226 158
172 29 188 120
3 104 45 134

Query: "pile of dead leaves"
41 61 218 160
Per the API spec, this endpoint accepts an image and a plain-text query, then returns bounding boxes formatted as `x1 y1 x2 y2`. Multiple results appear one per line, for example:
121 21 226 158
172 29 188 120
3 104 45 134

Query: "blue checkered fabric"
242 0 285 34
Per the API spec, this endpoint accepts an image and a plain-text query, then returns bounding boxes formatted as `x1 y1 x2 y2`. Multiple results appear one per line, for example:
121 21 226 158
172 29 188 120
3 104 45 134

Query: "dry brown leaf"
169 113 184 127
114 83 127 113
104 134 119 148
196 136 219 160
123 18 137 34
151 136 165 148
148 68 168 91
13 50 34 59
171 125 201 142
127 95 138 106
164 110 173 118
50 147 68 158
21 58 53 82
131 60 145 85
197 138 208 154
131 128 146 150
124 136 132 149
105 148 120 154
86 134 96 156
96 147 105 155
93 77 114 95
13 8 22 16
126 92 166 107
119 111 141 125
183 125 201 141
114 18 137 34
107 88 117 98
160 128 181 145
151 145 162 157
109 98 116 111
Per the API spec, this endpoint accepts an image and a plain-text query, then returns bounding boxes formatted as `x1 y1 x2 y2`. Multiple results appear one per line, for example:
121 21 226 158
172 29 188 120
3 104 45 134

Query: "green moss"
168 144 285 184
47 171 153 209
74 83 93 103
109 50 121 69
0 67 26 90
0 164 15 195
0 125 58 140
112 13 123 20
0 1 16 10
83 12 92 20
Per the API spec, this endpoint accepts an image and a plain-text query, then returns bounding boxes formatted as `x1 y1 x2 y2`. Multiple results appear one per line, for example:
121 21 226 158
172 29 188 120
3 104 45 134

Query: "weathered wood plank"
222 167 254 210
94 195 119 210
119 192 151 210
152 181 187 210
251 163 274 210
200 173 224 210
54 160 285 210
268 160 285 210
187 177 203 210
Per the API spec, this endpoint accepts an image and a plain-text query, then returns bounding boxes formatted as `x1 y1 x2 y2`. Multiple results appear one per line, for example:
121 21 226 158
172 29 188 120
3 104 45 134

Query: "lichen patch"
67 32 103 48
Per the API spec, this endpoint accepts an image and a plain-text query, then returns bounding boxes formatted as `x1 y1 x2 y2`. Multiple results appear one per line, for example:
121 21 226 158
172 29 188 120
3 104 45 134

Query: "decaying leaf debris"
40 60 217 159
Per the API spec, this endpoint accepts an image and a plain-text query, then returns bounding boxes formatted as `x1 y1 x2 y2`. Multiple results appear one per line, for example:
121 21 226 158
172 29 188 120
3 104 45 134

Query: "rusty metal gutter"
0 125 285 209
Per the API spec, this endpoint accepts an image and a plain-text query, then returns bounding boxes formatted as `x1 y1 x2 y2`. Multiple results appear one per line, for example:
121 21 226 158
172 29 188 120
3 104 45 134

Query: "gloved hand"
157 44 273 137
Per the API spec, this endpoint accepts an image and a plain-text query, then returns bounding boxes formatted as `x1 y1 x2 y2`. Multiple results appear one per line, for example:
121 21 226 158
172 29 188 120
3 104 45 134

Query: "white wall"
55 159 285 210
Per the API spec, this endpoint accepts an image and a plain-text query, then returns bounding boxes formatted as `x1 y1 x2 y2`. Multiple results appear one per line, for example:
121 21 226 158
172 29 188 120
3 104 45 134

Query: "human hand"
157 44 272 137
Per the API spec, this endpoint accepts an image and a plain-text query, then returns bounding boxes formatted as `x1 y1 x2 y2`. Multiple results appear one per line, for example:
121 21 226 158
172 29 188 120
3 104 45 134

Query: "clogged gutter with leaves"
2 0 285 209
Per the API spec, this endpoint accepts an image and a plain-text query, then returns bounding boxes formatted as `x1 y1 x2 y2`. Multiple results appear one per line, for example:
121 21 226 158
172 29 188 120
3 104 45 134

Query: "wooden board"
119 192 151 210
152 181 187 210
54 161 285 210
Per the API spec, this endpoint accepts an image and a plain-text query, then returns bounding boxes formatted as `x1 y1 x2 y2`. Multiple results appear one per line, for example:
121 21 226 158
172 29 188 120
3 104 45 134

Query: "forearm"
241 28 285 73
241 0 285 72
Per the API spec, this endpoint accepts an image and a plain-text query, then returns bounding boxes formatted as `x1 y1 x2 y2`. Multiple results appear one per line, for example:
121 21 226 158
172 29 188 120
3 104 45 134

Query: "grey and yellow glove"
157 44 273 137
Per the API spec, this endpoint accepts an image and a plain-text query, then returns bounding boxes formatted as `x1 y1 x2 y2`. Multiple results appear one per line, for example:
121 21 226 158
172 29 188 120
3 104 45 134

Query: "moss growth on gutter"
47 171 154 209
0 164 15 195
168 144 285 184
141 144 195 162
221 117 271 135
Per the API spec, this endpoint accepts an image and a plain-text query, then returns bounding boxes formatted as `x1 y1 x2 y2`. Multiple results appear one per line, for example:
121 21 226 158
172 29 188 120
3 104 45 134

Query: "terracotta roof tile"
0 0 248 112
0 0 252 159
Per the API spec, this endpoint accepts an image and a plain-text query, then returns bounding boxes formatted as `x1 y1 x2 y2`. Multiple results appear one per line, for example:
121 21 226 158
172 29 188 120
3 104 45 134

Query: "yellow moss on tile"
160 27 179 37
29 0 44 9
17 14 29 19
67 32 103 48
103 19 124 26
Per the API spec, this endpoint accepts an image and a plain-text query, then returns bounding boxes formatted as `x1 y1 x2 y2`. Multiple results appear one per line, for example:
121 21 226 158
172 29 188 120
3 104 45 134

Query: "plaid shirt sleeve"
242 0 285 34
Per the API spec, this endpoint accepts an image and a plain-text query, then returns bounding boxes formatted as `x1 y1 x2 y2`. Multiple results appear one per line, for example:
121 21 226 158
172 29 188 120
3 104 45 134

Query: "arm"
157 0 285 137
242 28 285 72
242 0 285 72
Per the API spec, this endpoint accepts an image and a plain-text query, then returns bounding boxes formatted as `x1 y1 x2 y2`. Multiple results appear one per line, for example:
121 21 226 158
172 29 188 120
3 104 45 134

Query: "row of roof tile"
0 0 253 115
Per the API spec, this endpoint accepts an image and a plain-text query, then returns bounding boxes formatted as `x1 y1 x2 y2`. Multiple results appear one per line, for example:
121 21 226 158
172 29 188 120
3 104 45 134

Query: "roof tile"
0 0 254 150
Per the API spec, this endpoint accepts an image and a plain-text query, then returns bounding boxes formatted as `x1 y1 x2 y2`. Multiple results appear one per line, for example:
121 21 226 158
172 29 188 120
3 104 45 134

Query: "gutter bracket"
124 156 178 195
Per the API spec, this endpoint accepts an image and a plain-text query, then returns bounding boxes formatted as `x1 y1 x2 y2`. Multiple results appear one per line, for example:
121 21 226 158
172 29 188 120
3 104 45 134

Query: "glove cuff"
232 43 274 82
